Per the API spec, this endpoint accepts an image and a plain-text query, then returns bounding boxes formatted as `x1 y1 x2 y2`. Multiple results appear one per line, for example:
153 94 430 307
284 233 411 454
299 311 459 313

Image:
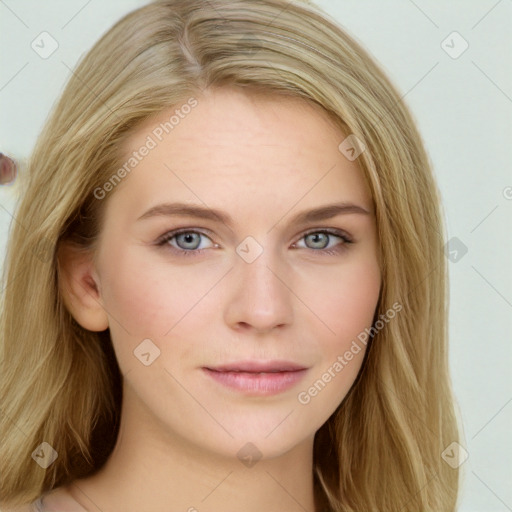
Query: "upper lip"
205 360 308 373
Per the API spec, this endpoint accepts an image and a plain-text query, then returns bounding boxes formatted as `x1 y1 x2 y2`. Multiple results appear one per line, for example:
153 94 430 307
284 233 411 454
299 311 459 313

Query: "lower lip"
203 368 308 396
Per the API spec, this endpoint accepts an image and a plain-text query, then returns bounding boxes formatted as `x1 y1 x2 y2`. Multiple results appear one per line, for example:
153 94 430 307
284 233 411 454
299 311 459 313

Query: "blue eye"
156 228 353 257
172 232 203 250
294 229 353 255
156 230 214 255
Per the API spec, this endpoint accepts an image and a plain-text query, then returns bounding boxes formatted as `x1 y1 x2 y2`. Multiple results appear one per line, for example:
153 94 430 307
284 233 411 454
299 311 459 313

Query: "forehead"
122 86 347 158
109 87 372 218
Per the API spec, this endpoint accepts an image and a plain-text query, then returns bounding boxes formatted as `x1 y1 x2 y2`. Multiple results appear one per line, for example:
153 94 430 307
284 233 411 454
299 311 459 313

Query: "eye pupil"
177 232 201 249
306 232 329 249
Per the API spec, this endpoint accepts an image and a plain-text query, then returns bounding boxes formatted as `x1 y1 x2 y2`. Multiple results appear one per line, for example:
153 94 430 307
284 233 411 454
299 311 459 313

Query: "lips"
202 360 309 396
205 360 307 373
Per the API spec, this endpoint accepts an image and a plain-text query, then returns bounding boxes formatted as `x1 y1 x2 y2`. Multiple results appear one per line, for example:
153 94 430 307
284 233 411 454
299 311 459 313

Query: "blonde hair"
0 0 461 509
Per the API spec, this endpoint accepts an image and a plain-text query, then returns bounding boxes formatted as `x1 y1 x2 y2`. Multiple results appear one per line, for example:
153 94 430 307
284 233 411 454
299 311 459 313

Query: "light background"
1 1 511 510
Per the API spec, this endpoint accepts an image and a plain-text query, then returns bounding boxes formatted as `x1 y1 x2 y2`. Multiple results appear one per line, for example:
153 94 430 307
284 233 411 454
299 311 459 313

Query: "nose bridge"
224 235 294 331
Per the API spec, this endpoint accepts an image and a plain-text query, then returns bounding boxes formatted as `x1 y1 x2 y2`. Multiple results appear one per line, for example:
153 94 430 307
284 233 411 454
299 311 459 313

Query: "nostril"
0 153 17 185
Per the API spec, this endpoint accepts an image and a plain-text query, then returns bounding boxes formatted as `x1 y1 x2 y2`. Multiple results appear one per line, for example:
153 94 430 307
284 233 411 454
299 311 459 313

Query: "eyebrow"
137 201 372 227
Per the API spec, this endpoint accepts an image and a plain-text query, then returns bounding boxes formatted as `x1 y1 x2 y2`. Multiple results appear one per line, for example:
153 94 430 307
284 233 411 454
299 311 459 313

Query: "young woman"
0 0 461 510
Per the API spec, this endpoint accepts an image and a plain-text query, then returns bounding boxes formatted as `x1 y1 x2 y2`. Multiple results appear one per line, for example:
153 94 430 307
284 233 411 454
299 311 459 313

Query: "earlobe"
57 242 109 332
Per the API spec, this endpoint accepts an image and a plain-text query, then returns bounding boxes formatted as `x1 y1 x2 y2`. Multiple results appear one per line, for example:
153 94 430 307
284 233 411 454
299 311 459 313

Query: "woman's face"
92 87 381 460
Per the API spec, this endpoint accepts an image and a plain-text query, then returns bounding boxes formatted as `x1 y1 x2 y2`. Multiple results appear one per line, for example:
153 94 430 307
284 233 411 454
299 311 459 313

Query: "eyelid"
299 227 353 243
155 226 354 255
155 228 216 248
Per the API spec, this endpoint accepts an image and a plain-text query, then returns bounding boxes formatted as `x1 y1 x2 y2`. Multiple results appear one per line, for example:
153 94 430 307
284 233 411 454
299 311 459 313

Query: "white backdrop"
1 1 511 510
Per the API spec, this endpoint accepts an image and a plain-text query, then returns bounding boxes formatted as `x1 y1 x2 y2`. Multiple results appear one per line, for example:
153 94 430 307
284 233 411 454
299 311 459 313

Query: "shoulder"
0 485 87 512
0 503 35 512
39 486 88 512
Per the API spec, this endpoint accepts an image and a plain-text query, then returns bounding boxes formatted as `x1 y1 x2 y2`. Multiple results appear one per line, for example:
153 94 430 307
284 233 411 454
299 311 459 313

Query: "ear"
57 241 109 332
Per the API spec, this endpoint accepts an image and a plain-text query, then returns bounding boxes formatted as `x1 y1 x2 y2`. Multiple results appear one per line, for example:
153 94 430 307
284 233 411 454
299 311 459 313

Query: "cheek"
100 261 169 336
98 245 224 337
294 261 380 415
303 257 381 347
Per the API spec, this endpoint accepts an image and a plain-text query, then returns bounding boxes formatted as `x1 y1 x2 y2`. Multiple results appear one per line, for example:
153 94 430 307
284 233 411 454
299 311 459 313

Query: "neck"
68 383 321 512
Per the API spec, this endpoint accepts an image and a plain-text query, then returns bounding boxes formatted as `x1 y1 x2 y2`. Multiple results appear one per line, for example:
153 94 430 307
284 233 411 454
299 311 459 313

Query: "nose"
223 243 294 335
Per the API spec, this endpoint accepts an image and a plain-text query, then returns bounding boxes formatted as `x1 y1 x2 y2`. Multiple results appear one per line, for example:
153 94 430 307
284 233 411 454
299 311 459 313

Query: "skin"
55 86 381 512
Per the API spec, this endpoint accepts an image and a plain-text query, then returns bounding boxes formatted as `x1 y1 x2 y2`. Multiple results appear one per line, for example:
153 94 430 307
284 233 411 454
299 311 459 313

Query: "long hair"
0 0 461 509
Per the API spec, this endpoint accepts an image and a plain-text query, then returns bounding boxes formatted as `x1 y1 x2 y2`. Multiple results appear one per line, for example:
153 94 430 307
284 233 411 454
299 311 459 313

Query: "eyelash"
155 228 353 257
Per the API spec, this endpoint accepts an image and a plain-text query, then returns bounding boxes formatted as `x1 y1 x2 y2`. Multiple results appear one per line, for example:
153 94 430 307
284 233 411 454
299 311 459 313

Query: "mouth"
202 360 309 396
206 360 307 373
